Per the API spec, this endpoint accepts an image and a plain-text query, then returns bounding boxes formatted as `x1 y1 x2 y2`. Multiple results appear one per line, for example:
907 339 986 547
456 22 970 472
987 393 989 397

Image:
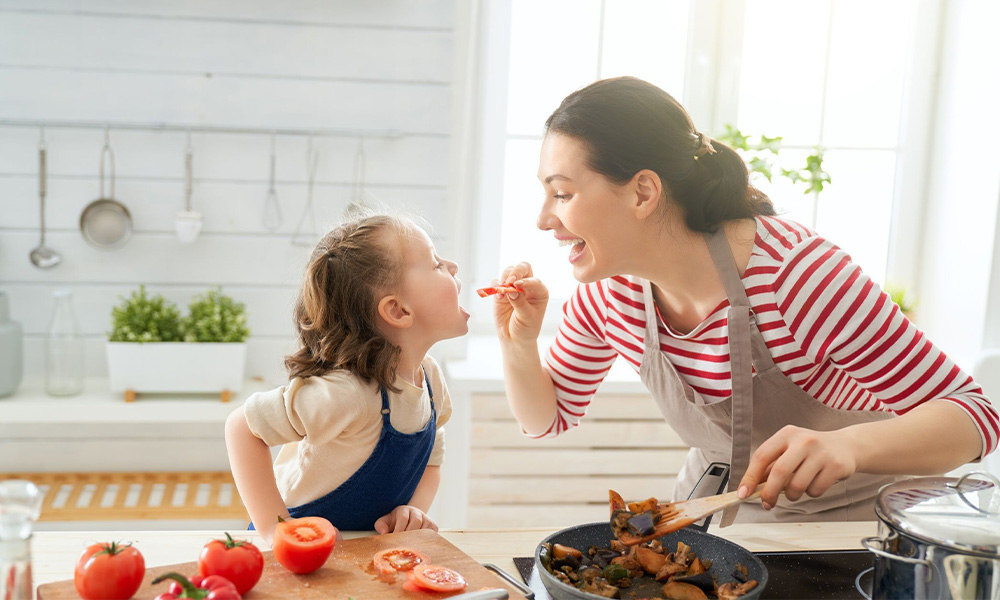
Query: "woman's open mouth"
559 237 587 264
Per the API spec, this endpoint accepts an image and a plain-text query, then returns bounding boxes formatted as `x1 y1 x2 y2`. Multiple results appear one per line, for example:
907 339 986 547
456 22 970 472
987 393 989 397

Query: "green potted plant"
106 286 250 402
717 124 832 213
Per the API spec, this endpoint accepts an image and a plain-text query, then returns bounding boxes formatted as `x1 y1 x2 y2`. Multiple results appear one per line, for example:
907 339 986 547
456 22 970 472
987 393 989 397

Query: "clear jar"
45 290 84 396
0 479 42 600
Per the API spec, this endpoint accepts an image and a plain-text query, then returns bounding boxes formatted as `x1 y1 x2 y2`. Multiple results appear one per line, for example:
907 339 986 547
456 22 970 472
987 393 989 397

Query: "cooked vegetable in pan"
538 493 759 599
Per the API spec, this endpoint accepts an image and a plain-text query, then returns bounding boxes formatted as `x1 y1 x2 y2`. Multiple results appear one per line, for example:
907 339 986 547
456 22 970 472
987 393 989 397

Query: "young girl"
226 214 469 544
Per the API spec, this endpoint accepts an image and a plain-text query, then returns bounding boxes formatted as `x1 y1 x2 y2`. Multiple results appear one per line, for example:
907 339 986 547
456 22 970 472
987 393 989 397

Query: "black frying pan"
535 522 768 600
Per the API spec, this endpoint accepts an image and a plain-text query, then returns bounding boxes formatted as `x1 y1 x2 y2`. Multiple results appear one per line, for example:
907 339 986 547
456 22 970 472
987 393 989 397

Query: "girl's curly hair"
284 214 414 392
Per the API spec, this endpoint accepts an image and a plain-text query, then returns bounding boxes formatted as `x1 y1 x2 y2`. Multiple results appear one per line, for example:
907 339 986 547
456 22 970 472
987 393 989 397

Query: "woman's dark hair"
284 214 413 392
544 76 774 232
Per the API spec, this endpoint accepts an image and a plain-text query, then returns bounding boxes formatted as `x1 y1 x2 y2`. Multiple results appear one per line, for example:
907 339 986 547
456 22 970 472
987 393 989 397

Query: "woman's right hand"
493 261 548 346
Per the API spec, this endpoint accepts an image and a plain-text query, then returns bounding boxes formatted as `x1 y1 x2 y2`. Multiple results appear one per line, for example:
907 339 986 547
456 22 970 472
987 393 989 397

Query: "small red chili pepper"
477 285 523 298
152 572 241 600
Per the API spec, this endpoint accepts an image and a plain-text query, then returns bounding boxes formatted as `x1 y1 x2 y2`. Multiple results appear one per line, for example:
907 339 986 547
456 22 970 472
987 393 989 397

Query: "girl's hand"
493 262 549 346
374 505 438 534
737 425 858 509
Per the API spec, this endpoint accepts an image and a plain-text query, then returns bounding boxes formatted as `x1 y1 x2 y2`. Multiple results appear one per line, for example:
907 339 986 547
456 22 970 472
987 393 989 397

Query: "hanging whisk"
290 136 320 247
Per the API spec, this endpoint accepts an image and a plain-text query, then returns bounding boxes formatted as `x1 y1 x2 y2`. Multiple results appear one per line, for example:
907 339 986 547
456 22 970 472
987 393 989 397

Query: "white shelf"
445 334 644 393
0 378 270 434
0 378 273 472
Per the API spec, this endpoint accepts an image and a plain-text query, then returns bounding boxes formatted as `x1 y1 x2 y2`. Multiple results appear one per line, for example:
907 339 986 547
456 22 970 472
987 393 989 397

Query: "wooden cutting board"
37 529 528 599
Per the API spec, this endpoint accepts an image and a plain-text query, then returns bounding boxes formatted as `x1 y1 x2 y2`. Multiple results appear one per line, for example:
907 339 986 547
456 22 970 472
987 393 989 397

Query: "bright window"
477 0 923 332
739 0 916 283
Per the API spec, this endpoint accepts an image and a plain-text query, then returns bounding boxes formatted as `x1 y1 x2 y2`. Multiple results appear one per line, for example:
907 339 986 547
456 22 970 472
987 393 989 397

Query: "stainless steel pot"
862 472 1000 599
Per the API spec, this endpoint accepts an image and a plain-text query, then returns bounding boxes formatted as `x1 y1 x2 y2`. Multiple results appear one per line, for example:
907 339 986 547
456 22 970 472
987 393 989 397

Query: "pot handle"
862 536 934 582
483 563 535 599
947 471 1000 515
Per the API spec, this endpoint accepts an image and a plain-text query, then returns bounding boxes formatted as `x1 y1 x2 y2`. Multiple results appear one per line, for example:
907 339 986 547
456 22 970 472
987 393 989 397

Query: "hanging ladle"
262 132 282 231
29 128 61 269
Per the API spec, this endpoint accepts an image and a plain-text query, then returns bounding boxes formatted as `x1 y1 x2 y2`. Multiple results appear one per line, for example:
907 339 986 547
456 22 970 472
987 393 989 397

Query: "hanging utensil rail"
0 118 415 139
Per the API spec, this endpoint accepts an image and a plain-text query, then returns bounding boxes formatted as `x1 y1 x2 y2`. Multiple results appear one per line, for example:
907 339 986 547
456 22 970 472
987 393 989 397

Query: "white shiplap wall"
0 0 458 384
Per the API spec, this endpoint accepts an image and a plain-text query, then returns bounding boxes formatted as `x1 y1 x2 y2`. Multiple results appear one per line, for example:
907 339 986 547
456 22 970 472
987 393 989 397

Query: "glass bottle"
45 290 84 396
0 292 23 397
0 479 42 600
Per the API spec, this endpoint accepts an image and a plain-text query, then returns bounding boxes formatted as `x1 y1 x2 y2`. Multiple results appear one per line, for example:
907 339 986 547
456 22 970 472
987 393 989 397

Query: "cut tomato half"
412 563 468 592
272 516 338 574
373 547 431 577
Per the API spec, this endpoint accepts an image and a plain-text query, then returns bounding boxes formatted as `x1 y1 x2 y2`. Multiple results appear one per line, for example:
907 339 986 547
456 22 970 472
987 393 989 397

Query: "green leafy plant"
180 288 251 343
717 124 831 194
885 283 917 316
782 152 832 195
109 285 183 342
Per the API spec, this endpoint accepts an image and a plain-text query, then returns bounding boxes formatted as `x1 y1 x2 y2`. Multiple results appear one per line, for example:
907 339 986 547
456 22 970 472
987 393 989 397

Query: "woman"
491 77 997 523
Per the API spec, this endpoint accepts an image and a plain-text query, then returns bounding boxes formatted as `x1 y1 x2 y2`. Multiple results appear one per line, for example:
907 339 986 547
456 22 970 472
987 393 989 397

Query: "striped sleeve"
773 236 999 457
535 280 618 438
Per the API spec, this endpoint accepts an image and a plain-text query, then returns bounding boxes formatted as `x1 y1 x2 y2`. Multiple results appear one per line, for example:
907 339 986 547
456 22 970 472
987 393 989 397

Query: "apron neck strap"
704 228 752 308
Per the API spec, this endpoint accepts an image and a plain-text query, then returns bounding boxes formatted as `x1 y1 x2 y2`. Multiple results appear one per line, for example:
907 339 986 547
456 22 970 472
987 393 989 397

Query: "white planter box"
107 342 247 394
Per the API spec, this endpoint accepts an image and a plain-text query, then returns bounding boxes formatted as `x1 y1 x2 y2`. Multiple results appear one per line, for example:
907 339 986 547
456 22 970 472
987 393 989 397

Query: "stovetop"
513 549 874 600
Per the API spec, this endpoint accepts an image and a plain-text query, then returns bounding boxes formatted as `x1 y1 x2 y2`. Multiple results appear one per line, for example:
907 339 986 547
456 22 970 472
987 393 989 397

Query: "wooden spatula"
613 486 764 546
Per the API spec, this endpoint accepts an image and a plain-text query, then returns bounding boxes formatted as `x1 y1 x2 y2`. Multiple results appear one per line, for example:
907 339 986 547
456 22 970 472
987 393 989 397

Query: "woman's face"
537 133 641 283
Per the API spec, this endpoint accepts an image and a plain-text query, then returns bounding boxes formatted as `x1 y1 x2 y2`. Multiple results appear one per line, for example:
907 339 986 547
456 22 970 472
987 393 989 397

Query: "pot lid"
876 473 1000 556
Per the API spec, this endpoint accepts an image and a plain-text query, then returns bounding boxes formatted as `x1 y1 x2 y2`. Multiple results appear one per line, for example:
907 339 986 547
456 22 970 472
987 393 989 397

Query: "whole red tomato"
197 532 264 594
272 516 338 574
73 541 145 600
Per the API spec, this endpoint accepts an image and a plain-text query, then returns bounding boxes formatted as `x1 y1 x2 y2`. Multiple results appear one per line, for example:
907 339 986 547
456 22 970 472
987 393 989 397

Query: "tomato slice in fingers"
476 285 523 298
412 564 468 592
374 547 431 576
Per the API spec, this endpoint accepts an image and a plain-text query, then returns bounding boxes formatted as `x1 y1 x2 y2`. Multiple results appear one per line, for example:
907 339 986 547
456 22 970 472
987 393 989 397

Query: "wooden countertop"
31 521 878 590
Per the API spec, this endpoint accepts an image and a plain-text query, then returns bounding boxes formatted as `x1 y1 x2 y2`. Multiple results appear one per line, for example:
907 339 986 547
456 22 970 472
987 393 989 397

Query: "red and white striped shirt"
542 216 999 457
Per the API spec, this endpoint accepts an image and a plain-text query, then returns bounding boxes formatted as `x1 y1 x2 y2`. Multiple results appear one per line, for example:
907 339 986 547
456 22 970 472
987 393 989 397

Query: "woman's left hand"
373 505 439 534
737 425 858 509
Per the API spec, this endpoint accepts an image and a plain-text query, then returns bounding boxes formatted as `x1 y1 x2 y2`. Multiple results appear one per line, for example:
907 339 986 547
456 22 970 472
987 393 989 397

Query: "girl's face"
536 133 642 283
398 226 470 342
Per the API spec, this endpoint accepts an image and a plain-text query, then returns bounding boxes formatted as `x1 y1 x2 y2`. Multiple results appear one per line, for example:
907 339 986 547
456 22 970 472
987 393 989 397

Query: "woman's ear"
632 169 662 220
377 295 413 329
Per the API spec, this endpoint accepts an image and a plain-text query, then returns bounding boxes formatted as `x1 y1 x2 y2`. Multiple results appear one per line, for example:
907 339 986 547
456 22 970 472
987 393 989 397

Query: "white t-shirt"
243 355 451 508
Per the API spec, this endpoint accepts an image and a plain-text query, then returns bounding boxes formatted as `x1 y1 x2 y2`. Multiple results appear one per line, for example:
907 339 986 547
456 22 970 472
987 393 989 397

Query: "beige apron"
639 228 898 525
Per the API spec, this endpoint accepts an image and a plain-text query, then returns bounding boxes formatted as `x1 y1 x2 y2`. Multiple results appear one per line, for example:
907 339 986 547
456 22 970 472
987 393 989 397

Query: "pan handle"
100 131 115 199
482 563 534 599
688 462 730 532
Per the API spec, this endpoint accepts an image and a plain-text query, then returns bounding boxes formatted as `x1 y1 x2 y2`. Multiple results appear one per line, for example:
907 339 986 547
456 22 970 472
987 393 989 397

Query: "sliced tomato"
412 564 468 592
476 285 523 298
374 547 431 577
402 575 428 593
403 570 434 593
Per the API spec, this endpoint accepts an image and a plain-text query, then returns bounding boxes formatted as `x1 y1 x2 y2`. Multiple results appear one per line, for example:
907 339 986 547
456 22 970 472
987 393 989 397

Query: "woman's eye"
435 262 444 269
554 193 571 201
